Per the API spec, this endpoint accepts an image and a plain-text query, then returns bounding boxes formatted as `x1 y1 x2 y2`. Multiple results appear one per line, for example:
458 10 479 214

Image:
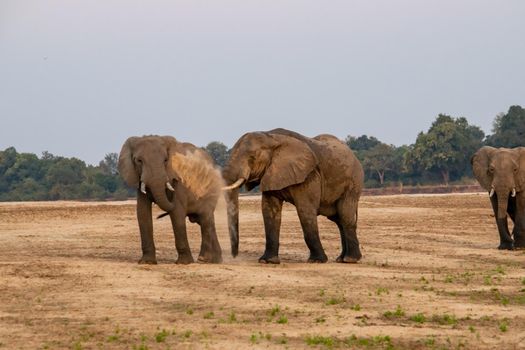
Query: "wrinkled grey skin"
223 128 364 264
118 136 222 264
472 146 525 250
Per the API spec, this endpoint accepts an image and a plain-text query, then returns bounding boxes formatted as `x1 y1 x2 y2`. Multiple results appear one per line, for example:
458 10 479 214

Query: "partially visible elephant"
118 135 223 264
471 146 525 250
222 128 364 264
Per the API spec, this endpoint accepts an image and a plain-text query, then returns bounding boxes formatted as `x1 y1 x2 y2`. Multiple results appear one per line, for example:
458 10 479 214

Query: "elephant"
222 128 364 264
471 146 525 250
118 135 223 264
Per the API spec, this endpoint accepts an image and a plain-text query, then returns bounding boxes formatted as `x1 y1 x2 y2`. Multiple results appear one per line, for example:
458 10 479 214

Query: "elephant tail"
157 212 169 219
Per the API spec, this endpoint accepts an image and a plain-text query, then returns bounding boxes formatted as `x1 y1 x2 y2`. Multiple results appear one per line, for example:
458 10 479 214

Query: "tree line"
0 105 523 201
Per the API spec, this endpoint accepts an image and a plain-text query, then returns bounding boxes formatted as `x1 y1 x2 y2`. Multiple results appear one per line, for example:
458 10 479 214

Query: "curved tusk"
140 182 147 194
166 182 175 192
489 188 495 197
222 178 245 191
512 188 516 197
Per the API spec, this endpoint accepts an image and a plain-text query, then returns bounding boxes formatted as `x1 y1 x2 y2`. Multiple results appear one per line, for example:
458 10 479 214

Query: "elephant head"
118 136 179 212
222 130 318 256
472 146 525 219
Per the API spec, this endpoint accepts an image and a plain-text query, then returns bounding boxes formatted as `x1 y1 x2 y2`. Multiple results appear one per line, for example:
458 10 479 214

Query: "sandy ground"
1 193 524 349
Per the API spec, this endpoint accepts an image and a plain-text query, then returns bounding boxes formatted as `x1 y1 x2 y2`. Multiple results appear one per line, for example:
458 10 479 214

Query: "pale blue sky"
1 1 524 164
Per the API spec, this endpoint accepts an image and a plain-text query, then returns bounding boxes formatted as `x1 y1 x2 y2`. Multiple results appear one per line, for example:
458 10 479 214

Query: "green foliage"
486 105 525 147
0 148 133 201
203 141 230 168
383 305 405 319
405 114 484 185
345 135 381 151
410 313 427 324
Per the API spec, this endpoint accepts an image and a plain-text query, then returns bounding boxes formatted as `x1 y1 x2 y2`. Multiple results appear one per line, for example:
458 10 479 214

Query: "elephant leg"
296 205 327 263
507 196 518 238
169 204 194 264
197 213 223 264
259 193 283 264
490 196 514 250
335 193 362 263
136 191 157 264
513 194 525 249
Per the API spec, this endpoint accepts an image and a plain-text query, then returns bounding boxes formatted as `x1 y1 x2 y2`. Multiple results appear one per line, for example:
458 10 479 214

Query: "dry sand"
1 193 524 349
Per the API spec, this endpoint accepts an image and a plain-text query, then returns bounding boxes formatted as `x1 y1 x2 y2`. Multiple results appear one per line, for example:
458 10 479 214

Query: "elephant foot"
258 254 281 264
138 255 157 265
336 255 360 263
497 242 514 250
307 252 328 264
513 242 525 250
176 254 194 264
197 253 223 264
336 248 362 263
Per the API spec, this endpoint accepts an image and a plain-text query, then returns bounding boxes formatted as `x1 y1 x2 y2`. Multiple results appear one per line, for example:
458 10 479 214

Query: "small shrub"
326 296 345 305
203 311 214 319
277 315 288 324
383 305 405 319
351 304 361 311
410 313 426 324
499 320 508 332
155 329 168 343
305 335 334 347
269 305 281 317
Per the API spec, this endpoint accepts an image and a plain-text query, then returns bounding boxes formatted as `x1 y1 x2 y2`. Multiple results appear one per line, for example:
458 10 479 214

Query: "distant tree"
3 152 45 185
485 105 525 147
204 141 230 168
345 135 381 152
406 114 484 185
46 158 85 187
99 153 119 175
361 143 398 185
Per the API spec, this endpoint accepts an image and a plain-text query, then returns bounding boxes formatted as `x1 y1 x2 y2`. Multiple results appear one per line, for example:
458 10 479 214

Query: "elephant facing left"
118 135 223 264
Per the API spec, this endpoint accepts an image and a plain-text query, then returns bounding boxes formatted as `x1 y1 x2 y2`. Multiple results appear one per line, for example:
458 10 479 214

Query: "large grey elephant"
471 146 525 250
222 128 364 264
118 135 223 264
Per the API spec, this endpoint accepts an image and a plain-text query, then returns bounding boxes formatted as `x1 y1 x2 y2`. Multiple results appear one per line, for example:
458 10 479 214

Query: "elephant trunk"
496 190 509 220
226 188 240 257
149 176 175 213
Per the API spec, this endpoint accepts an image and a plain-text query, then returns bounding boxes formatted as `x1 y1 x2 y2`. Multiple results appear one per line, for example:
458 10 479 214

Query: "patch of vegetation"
203 311 214 319
351 304 361 311
154 329 169 343
305 335 335 348
315 317 326 324
499 319 508 332
269 305 281 317
326 296 345 305
376 287 389 296
276 315 288 324
383 305 405 319
444 275 454 283
410 313 426 324
228 311 237 323
344 334 394 350
431 313 457 326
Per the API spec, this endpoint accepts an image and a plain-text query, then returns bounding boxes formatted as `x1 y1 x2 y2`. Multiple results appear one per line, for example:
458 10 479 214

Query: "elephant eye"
514 168 518 173
488 166 495 173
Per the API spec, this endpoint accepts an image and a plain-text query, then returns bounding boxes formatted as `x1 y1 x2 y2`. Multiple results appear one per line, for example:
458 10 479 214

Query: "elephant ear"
471 146 496 191
516 147 525 192
118 137 140 188
260 134 318 192
161 136 182 183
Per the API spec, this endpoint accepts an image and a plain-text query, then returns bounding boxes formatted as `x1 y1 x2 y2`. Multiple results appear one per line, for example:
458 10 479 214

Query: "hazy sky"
1 1 524 164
